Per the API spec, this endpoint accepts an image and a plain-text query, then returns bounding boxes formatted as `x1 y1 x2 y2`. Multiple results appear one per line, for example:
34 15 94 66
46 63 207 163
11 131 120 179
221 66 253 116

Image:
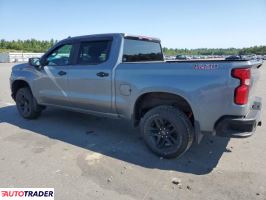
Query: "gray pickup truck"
10 33 263 158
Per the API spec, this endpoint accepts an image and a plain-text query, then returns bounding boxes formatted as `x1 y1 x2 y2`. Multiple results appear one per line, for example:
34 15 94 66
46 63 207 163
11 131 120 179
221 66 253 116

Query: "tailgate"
248 60 263 104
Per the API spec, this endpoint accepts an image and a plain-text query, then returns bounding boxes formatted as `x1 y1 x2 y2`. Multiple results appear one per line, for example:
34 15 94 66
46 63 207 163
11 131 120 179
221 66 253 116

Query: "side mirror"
40 57 48 67
29 57 41 68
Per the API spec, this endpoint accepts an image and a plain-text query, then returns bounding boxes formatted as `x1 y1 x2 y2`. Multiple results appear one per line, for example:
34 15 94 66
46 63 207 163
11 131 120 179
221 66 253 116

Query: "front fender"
10 64 38 99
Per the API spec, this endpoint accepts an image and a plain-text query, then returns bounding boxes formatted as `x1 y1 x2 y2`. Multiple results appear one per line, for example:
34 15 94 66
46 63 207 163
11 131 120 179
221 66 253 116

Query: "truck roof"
61 33 161 43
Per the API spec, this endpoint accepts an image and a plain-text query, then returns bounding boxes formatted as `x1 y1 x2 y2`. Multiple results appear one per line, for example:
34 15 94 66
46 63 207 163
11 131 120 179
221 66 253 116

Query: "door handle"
96 72 109 77
58 71 67 76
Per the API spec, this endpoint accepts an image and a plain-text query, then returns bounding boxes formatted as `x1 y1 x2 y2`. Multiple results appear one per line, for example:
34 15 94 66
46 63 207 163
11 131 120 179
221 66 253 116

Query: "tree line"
163 46 266 56
0 39 265 55
0 39 57 53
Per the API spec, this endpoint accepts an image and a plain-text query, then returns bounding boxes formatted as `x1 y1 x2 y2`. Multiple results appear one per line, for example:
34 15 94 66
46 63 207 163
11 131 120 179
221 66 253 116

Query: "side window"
77 40 111 65
123 39 163 62
46 44 73 66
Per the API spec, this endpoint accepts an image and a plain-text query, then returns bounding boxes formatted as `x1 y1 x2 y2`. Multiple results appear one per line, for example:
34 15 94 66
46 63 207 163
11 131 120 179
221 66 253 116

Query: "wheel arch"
11 79 32 100
133 91 195 126
133 91 204 143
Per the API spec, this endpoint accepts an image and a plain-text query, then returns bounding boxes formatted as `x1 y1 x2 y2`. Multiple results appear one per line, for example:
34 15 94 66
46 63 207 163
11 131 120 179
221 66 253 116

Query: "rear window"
123 39 163 62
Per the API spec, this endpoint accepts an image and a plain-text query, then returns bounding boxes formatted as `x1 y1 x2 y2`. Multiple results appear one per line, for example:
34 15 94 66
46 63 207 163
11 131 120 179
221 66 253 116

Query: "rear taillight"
232 68 251 105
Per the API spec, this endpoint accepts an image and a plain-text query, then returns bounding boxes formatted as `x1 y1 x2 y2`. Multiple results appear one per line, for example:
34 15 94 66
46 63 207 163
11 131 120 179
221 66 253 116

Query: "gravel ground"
0 62 265 200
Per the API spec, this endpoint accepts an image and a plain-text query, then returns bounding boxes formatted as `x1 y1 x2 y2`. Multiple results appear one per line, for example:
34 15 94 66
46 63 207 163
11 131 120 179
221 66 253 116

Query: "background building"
0 52 43 63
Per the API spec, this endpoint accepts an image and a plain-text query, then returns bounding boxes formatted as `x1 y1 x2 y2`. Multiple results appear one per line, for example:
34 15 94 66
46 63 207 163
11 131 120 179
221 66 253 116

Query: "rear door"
66 39 114 113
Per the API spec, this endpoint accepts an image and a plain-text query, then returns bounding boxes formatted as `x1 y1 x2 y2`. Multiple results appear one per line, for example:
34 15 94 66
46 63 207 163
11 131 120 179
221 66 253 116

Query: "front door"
33 44 73 107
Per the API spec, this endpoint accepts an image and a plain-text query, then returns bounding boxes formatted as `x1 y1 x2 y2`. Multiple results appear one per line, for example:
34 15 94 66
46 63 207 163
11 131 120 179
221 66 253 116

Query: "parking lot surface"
0 62 265 200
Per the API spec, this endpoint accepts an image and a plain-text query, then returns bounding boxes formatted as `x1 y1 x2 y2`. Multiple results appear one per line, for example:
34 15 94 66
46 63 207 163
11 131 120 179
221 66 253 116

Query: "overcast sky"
0 0 265 48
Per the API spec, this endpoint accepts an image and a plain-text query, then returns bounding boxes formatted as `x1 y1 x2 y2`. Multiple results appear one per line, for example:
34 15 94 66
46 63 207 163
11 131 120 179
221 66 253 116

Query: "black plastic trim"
215 97 262 138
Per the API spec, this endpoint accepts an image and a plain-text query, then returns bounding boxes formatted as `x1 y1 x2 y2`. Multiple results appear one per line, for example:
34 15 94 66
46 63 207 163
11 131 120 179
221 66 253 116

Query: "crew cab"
10 33 263 158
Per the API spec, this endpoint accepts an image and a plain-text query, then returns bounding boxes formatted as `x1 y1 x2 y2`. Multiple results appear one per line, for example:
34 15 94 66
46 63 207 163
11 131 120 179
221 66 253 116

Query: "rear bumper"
215 97 262 138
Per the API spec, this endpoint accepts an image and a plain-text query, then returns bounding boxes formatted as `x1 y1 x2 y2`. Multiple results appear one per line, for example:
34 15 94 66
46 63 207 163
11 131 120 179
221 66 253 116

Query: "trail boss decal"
194 64 218 70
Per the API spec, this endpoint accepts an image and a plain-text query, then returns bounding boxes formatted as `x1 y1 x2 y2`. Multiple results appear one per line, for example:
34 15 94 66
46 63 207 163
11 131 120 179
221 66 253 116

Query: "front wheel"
140 105 194 158
15 87 42 119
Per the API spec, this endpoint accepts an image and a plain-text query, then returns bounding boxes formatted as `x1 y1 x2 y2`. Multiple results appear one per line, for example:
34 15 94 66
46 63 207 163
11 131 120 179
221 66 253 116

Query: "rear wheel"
140 105 194 158
15 87 42 119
